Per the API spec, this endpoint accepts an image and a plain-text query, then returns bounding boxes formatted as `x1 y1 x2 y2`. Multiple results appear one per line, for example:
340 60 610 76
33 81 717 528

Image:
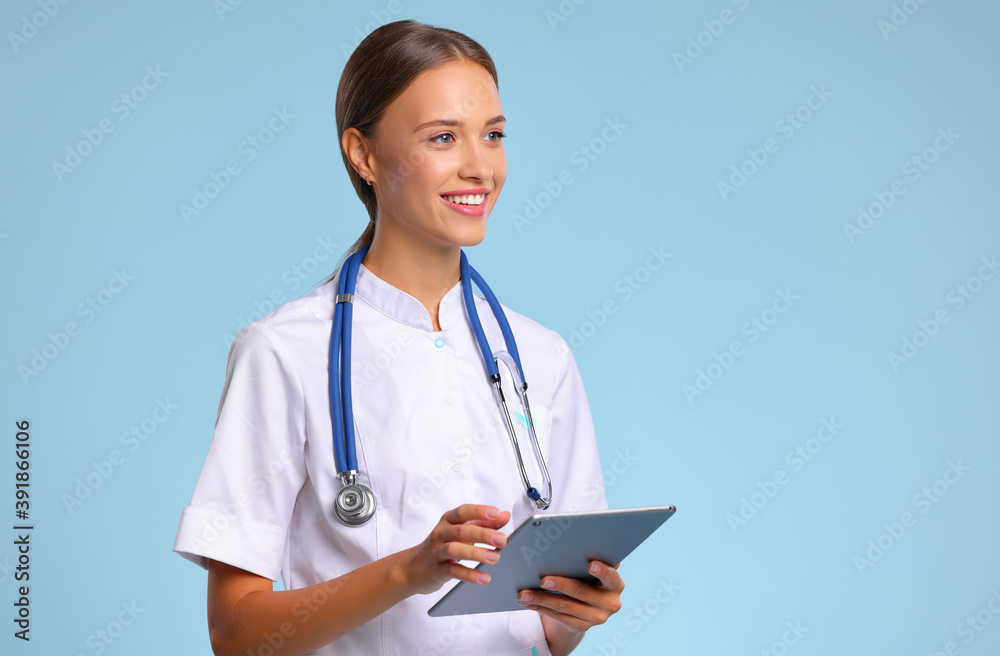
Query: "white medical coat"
172 261 608 655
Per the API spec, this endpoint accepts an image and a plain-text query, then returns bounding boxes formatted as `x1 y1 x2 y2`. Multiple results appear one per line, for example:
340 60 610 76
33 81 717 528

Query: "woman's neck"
360 229 461 332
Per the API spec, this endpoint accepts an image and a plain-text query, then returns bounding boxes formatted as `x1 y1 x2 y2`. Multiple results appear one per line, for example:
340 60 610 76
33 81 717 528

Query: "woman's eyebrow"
413 114 506 132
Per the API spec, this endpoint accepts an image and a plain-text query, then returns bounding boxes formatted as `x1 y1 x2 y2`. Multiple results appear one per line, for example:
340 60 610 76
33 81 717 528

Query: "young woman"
173 19 623 656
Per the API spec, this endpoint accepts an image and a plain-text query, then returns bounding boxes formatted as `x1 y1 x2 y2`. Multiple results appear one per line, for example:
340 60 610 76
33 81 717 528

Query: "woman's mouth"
440 192 488 217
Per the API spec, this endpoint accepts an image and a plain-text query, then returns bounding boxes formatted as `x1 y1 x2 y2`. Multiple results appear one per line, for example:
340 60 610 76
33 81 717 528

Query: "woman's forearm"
541 614 586 656
212 547 417 656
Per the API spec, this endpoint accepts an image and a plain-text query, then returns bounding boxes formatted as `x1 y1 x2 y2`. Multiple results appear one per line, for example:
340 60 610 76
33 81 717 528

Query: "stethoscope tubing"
460 250 524 379
329 244 551 511
329 242 371 475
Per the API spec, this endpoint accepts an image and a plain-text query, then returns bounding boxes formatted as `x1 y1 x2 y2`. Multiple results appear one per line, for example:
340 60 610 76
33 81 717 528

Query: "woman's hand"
518 561 624 635
401 504 511 595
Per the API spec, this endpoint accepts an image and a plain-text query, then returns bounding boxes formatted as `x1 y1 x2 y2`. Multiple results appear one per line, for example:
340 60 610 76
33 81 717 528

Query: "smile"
441 193 486 206
440 191 490 218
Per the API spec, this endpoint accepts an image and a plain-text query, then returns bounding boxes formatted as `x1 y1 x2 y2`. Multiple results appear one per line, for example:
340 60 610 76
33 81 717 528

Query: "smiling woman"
172 18 620 656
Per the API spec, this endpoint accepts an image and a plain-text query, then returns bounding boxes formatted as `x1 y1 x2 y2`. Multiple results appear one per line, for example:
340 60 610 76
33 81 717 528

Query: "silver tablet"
427 505 676 617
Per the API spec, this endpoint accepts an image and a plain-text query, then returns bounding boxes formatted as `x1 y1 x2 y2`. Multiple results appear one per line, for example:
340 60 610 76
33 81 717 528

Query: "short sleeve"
172 325 308 581
545 333 608 513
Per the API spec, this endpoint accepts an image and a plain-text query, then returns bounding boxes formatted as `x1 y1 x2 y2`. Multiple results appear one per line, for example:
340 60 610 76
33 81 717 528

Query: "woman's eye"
431 131 506 144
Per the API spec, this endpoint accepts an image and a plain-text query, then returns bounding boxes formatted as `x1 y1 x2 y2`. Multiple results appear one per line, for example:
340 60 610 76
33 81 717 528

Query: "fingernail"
519 591 533 603
486 507 499 519
485 551 499 564
491 532 506 547
541 578 554 589
478 572 490 584
589 562 601 574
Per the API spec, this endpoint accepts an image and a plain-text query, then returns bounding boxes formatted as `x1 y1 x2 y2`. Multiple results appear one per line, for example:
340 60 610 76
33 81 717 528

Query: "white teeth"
443 193 485 206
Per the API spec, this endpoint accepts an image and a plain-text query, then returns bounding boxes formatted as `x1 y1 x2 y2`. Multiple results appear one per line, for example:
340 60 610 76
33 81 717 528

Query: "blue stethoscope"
328 242 553 526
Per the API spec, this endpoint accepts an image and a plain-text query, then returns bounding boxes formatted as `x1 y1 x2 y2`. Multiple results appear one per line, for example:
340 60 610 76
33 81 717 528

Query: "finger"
536 575 606 608
436 540 501 568
518 589 608 628
443 559 492 586
467 510 511 531
442 504 501 525
466 514 511 543
438 521 507 548
588 560 625 592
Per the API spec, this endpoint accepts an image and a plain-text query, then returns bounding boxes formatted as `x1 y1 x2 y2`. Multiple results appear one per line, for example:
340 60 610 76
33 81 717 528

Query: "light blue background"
2 0 998 654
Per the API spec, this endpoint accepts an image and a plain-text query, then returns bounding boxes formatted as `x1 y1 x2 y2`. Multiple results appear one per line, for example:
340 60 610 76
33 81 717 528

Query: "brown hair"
323 19 499 284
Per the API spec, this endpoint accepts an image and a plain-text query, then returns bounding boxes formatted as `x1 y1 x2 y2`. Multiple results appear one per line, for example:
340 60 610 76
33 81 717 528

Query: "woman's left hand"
517 560 624 634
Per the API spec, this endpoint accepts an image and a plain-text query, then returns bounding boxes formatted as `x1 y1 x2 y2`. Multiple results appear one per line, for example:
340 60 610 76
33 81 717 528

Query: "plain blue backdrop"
2 1 998 654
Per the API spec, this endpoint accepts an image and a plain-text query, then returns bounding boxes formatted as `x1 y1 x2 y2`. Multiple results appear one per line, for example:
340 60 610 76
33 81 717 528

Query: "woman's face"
368 60 507 251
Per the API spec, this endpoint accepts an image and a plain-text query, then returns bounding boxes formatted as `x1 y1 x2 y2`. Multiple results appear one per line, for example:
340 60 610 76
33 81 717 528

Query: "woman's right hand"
402 504 511 595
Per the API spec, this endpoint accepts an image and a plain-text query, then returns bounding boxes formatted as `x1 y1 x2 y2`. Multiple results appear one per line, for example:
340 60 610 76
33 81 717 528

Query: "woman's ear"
342 127 376 184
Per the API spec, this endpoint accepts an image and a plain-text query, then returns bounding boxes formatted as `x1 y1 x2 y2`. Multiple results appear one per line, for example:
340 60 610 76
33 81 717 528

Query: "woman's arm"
540 614 587 656
207 504 510 656
208 550 417 656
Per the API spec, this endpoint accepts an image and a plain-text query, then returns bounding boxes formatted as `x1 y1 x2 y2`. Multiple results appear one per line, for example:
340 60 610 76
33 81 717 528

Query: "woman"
173 19 623 655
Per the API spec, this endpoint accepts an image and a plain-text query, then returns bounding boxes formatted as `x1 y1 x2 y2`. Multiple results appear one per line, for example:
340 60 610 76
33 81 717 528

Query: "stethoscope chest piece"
334 480 376 526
